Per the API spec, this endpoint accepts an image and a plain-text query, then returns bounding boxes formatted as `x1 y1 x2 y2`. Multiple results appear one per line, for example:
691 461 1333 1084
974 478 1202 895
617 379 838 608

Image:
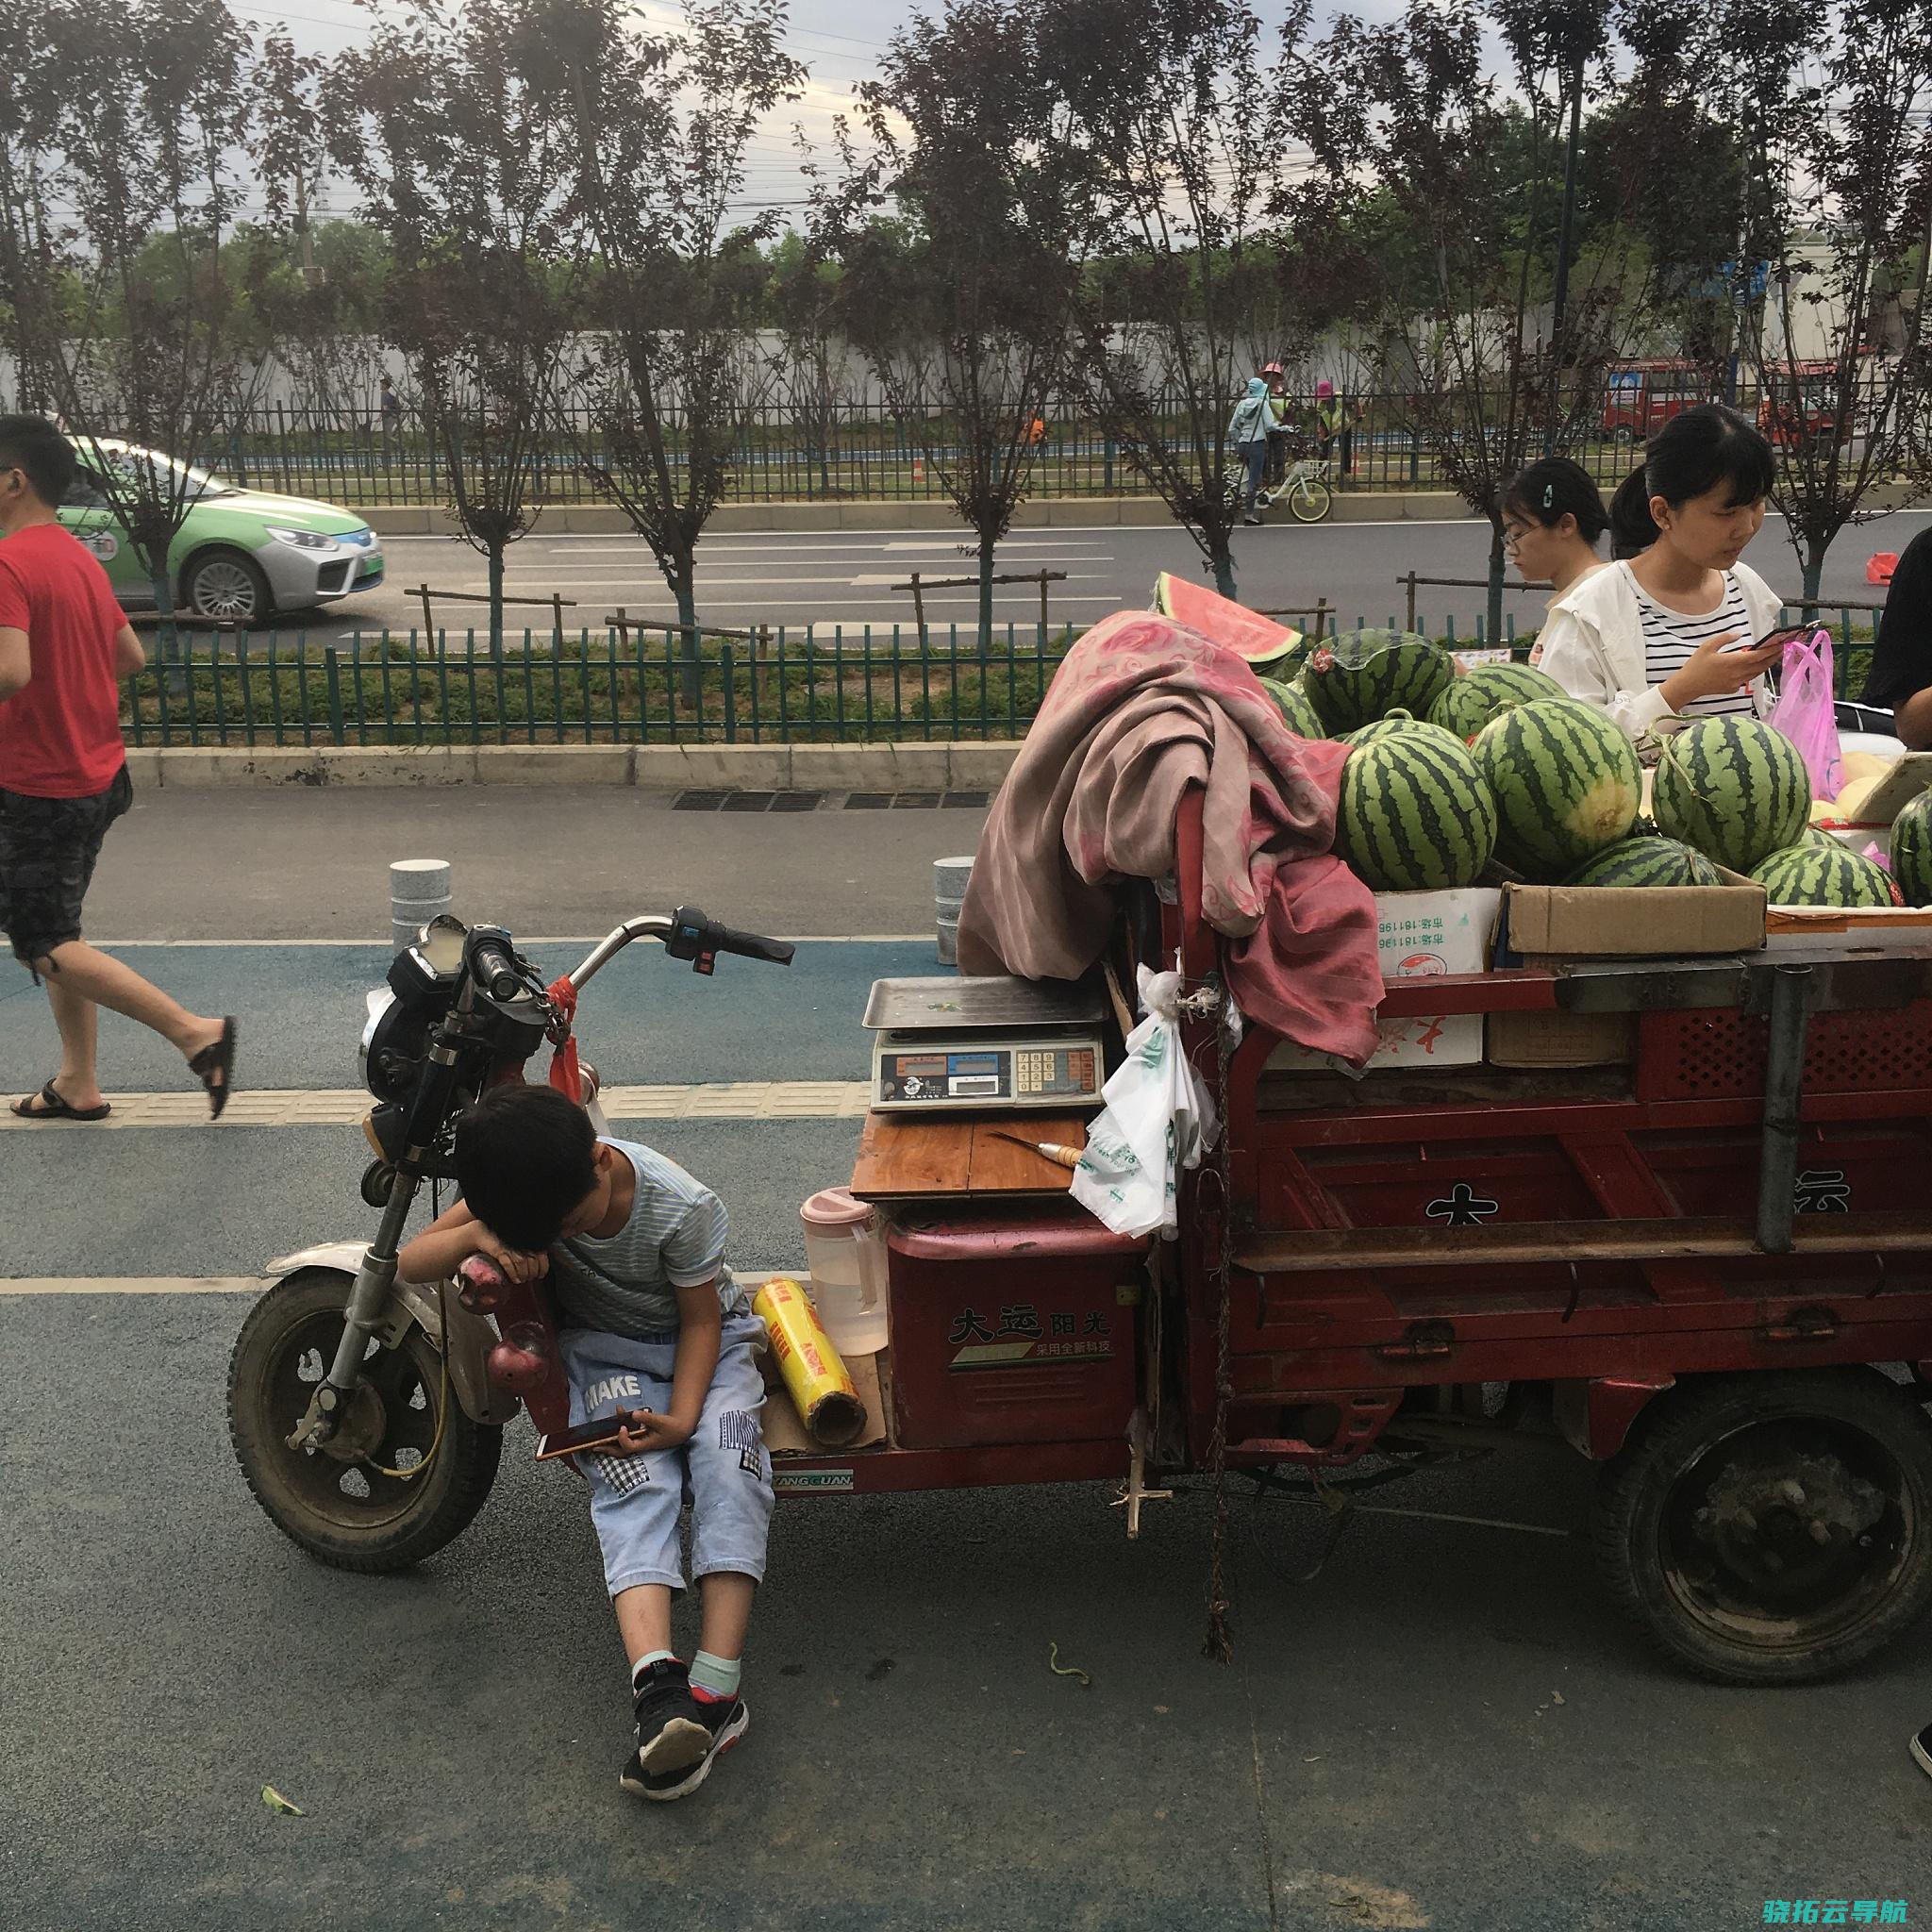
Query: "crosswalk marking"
0 1080 874 1130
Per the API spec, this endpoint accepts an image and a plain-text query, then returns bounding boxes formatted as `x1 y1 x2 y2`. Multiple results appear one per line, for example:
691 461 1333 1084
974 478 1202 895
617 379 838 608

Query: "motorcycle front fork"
289 1167 425 1451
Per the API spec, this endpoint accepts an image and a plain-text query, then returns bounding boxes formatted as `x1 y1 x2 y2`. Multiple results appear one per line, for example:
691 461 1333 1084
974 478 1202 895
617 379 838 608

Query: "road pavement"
236 507 1932 648
4 795 1928 1930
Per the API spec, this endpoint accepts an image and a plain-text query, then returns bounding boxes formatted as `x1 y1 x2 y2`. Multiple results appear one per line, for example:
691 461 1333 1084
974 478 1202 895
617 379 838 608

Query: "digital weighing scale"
862 977 1108 1113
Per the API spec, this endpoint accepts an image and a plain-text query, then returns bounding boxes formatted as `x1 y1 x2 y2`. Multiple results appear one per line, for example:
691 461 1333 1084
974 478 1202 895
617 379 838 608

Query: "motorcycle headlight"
264 524 341 552
359 988 430 1106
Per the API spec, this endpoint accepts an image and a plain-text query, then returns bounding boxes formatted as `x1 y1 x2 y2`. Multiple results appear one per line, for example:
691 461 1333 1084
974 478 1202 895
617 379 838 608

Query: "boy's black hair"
1608 404 1775 558
0 414 76 508
1500 456 1607 543
455 1083 599 1253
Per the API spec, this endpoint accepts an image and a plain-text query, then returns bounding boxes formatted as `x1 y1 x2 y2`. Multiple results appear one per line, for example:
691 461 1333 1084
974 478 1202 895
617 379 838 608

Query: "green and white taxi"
59 439 384 623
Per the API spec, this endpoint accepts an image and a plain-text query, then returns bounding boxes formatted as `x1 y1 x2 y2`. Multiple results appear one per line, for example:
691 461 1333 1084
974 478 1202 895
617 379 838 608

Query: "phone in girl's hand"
1731 621 1817 656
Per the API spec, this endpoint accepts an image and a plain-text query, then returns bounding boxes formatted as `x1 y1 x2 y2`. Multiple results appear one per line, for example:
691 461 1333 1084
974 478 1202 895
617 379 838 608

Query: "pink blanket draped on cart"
956 608 1384 1063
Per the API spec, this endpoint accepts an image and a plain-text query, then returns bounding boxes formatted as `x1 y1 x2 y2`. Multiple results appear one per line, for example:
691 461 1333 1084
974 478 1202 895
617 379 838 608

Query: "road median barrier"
142 740 1019 791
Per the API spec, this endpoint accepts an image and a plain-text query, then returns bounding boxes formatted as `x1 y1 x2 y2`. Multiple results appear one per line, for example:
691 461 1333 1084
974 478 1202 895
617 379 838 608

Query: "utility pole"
293 163 320 288
1544 55 1584 454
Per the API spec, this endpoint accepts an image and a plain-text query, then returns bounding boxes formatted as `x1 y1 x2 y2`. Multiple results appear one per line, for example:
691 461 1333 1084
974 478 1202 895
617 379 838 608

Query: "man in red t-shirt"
0 414 235 1120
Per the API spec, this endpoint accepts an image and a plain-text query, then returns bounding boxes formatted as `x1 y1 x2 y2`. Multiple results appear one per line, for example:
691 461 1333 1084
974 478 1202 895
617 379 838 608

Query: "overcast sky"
254 0 1416 225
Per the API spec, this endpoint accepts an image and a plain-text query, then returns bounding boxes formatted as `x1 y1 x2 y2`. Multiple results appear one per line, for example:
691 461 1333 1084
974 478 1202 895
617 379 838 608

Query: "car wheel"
183 547 274 624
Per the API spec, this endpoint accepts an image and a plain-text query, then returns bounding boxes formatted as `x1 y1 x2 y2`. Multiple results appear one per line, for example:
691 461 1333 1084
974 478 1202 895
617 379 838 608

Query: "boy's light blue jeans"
559 1312 774 1595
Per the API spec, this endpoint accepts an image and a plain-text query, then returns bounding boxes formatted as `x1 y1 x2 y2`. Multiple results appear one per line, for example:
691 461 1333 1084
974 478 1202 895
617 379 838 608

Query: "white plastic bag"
1070 965 1220 1239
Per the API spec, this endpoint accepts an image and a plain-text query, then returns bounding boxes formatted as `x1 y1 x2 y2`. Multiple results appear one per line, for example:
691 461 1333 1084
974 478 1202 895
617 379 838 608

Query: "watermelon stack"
1471 698 1642 879
1749 843 1901 908
1259 676 1323 739
1651 717 1809 872
1300 629 1455 737
1429 662 1565 741
1341 708 1468 752
1564 836 1723 889
1334 731 1498 891
1889 791 1932 906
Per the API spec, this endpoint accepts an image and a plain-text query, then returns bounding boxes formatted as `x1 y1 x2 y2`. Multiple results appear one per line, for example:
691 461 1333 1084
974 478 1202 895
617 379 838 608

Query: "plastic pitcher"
798 1187 891 1356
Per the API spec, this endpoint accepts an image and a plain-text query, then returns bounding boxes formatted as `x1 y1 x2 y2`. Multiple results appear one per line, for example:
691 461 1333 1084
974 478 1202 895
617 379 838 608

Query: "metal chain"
1200 982 1237 1664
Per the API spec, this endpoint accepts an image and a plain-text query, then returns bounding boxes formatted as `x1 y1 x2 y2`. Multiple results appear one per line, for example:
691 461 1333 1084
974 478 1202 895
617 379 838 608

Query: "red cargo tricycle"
228 809 1932 1687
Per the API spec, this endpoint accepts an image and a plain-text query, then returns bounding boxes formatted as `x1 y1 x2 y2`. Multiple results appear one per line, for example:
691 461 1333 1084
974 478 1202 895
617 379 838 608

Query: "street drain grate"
673 790 729 811
844 792 893 809
769 791 822 812
941 791 989 808
893 792 941 808
722 791 776 812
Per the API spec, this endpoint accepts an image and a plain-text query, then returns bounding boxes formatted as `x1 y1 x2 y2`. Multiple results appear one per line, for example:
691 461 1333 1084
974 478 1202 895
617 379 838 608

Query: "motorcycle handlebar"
471 941 523 1004
708 921 796 967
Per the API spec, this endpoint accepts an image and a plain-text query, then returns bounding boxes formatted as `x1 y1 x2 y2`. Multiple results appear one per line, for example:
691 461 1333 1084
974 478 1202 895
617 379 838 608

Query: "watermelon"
1428 662 1565 740
1563 836 1723 889
1889 791 1932 905
1259 676 1322 738
1154 572 1306 675
1334 731 1497 891
1471 698 1642 880
1300 628 1455 735
1651 717 1810 872
1341 708 1467 752
1749 842 1900 908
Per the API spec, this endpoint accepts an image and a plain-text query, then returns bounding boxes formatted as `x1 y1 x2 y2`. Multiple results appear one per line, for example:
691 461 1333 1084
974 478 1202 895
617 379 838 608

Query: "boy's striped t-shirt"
1633 572 1757 719
547 1138 744 1340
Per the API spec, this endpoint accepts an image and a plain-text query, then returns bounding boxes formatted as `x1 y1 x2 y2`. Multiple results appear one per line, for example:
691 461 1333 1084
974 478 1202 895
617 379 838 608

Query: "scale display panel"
864 975 1108 1114
874 1037 1103 1110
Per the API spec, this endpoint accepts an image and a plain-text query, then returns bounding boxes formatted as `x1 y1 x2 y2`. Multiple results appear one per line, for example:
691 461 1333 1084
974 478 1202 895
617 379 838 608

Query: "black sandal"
11 1080 111 1123
188 1017 238 1120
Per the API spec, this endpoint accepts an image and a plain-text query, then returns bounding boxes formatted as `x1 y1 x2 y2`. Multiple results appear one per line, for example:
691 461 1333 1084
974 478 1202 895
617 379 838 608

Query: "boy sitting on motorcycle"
397 1083 772 1804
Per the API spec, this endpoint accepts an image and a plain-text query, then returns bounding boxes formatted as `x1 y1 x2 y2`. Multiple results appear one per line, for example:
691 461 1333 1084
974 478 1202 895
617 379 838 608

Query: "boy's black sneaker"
625 1659 708 1785
621 1694 750 1804
1911 1722 1932 1782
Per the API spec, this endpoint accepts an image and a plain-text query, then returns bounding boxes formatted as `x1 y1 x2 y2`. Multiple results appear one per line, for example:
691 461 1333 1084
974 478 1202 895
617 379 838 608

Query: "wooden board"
1235 1210 1932 1274
850 1111 1088 1200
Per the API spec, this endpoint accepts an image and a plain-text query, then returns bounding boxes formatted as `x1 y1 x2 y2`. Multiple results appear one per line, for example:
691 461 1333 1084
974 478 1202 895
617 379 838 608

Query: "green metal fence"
120 624 1074 748
119 602 1882 750
216 373 1894 508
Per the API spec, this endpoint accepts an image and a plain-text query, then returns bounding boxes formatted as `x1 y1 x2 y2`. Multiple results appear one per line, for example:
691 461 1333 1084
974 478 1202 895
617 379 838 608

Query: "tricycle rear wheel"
1592 1369 1932 1684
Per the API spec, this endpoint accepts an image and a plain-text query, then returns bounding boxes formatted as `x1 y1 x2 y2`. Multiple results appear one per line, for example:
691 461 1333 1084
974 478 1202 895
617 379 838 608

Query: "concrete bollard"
391 858 453 951
934 855 973 966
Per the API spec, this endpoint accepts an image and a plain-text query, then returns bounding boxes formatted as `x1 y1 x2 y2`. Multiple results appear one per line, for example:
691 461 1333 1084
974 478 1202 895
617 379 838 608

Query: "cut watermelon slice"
1152 572 1303 672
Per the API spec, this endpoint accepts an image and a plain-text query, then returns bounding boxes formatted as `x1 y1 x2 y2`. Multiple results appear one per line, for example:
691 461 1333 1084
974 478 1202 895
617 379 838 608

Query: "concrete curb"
137 741 1020 791
361 491 1481 539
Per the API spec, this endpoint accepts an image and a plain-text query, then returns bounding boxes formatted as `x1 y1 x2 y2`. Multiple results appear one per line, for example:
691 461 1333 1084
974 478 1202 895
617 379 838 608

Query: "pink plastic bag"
1768 628 1843 803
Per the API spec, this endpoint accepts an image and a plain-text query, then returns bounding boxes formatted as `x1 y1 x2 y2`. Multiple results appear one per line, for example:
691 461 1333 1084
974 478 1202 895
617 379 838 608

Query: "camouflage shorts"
0 763 132 968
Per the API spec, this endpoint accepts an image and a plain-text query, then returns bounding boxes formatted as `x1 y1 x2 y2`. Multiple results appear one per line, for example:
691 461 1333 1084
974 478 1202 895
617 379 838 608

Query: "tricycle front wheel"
1592 1369 1932 1685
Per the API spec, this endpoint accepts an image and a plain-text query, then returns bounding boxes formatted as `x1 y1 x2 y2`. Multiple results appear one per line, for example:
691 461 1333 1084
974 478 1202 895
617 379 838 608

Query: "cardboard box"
1270 887 1500 1073
761 1346 890 1456
1498 873 1765 959
1487 1008 1636 1068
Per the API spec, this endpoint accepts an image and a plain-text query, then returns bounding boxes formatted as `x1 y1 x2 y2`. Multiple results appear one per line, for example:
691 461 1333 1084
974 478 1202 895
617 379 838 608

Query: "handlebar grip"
472 942 523 1003
666 905 794 974
711 923 795 967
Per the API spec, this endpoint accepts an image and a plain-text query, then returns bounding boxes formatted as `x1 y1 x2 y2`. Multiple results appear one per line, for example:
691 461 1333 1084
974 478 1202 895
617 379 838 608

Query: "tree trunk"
487 545 506 660
149 565 183 696
674 570 701 712
1486 525 1507 644
1801 539 1826 615
977 530 995 660
1210 539 1237 600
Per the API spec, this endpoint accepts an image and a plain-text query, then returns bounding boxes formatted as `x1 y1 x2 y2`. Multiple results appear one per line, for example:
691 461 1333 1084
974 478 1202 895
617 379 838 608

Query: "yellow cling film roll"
753 1276 868 1449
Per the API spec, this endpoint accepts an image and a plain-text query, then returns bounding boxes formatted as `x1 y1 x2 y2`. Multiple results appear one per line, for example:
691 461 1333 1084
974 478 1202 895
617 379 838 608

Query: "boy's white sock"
632 1649 678 1688
690 1650 742 1701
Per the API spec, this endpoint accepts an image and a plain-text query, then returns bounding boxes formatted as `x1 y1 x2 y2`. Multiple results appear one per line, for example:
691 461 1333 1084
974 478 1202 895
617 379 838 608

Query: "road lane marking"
90 935 936 948
848 573 1110 587
0 1267 794 1296
0 1081 875 1129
